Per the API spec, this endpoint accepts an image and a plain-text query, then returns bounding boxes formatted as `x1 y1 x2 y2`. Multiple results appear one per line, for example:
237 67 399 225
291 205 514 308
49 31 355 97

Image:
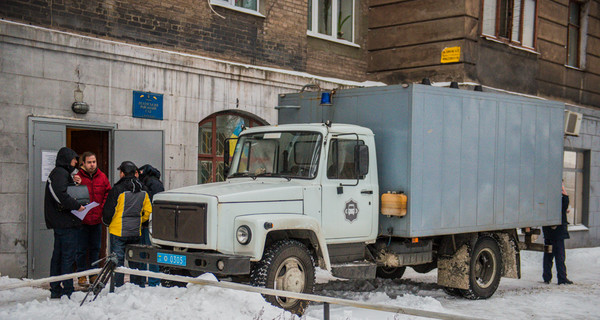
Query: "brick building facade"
368 0 600 109
0 0 368 81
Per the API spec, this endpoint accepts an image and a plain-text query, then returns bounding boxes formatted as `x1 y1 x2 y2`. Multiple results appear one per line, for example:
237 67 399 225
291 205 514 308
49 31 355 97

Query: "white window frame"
480 0 538 50
210 0 264 18
307 0 359 47
562 149 589 227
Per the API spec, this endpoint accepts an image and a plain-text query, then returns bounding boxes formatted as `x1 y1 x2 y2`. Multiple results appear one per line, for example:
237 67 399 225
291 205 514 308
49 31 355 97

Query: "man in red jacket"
75 151 111 286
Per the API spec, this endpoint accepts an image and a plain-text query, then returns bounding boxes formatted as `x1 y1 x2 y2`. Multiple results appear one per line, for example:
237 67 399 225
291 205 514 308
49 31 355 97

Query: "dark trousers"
140 227 160 286
543 238 568 283
110 234 144 287
76 223 102 272
50 228 79 297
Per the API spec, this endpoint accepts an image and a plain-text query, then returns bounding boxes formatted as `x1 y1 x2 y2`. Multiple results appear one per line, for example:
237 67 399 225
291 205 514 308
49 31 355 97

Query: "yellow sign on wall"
441 46 461 63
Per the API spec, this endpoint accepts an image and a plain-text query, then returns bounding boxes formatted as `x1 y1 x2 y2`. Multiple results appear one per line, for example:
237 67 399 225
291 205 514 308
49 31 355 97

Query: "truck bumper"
125 244 251 275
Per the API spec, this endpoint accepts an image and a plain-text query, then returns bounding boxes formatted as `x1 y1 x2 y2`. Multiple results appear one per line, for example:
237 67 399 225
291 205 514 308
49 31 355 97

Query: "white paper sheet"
71 201 100 220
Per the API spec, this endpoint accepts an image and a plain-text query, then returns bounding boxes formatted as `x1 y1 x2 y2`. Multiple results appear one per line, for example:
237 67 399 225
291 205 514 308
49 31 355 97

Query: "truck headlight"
236 225 252 245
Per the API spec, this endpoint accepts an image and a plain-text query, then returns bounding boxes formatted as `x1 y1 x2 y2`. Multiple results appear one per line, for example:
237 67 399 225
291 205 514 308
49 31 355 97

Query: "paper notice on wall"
42 150 58 182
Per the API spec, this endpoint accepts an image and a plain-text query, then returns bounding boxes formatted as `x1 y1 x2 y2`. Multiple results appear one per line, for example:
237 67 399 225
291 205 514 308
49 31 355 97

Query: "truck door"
321 137 374 239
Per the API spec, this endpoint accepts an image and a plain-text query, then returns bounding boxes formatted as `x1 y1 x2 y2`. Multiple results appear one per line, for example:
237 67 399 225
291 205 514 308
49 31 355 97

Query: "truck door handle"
361 190 373 194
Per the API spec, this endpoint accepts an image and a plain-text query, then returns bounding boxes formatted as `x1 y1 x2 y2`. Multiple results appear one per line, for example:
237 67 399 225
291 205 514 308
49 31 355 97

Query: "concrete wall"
0 20 367 278
564 105 600 248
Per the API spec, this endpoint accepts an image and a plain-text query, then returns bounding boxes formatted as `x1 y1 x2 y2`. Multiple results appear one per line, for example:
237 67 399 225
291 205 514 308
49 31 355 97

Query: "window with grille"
198 112 266 184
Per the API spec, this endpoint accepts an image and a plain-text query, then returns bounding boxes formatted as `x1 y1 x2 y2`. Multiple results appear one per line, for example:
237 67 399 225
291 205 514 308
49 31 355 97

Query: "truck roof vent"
474 85 483 91
450 81 459 89
421 78 431 85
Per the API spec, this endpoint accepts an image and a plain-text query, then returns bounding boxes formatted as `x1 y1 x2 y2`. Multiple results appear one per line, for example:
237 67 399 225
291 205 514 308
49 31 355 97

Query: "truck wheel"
250 240 315 315
411 262 437 274
460 237 502 299
443 287 463 297
376 266 406 279
159 266 188 287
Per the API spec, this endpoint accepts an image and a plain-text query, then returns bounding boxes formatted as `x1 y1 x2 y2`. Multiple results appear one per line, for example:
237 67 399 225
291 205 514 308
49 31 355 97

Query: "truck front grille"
152 201 207 244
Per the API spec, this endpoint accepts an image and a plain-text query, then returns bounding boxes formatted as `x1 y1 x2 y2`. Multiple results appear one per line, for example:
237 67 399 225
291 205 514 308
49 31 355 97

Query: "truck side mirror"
354 144 369 177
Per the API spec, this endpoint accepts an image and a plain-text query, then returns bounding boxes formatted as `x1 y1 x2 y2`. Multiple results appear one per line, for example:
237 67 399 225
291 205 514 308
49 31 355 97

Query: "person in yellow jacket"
102 161 152 287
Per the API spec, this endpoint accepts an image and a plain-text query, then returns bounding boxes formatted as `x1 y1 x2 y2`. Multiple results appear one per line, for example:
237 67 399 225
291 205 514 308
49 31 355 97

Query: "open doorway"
67 128 110 263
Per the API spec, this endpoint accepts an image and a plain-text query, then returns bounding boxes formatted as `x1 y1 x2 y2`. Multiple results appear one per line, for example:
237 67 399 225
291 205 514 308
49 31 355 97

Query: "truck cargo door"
321 138 374 239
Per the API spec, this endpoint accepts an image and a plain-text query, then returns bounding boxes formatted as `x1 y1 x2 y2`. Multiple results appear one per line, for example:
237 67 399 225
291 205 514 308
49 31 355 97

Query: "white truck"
127 84 565 314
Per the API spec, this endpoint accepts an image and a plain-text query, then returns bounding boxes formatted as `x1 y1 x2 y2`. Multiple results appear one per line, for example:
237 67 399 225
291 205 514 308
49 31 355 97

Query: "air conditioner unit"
564 110 583 136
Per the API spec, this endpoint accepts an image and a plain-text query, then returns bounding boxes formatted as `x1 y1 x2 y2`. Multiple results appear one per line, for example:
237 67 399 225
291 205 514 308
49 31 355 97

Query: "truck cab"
129 123 378 314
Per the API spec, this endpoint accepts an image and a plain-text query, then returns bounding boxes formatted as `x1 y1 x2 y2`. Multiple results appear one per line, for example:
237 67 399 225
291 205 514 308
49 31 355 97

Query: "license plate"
157 252 187 267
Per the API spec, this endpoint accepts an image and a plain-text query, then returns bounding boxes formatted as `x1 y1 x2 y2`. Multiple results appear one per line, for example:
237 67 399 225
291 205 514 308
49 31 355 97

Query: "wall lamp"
71 87 89 114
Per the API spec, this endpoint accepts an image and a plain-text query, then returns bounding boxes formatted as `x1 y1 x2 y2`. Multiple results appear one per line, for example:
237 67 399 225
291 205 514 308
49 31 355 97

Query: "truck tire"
460 237 502 300
375 266 406 279
250 240 315 315
159 266 189 287
411 262 437 274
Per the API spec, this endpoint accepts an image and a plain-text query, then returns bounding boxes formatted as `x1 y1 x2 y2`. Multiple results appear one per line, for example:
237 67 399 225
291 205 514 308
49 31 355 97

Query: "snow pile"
1 247 599 319
0 273 311 320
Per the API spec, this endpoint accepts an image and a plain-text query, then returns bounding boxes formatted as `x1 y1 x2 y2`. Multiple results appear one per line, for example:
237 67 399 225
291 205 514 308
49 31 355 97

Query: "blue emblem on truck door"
344 199 359 222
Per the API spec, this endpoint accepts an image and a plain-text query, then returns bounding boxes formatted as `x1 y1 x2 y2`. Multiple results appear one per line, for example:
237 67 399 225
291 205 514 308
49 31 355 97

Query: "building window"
567 1 581 67
198 112 266 184
481 0 537 48
308 0 355 43
211 0 259 14
563 150 589 226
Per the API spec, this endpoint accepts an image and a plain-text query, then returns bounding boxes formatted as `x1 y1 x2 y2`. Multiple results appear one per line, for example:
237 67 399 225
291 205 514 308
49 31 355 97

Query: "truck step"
331 261 376 279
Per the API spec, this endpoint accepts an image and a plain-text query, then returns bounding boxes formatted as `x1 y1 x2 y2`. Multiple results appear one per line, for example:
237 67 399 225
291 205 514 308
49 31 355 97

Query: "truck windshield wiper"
229 172 251 178
254 172 292 181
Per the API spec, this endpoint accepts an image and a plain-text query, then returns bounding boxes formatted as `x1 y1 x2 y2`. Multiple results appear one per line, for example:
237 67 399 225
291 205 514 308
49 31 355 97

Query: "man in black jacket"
542 183 573 285
138 164 164 286
45 147 85 298
103 161 152 287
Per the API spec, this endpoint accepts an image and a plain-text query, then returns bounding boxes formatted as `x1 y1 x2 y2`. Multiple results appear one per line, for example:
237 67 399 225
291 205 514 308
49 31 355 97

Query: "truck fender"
234 214 331 271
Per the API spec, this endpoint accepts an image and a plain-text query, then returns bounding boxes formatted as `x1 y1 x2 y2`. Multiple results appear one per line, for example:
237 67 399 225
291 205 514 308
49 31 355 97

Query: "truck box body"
278 84 565 238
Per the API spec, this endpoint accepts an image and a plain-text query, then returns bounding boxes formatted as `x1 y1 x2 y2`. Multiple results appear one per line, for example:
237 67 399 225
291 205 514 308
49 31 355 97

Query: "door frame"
27 117 117 278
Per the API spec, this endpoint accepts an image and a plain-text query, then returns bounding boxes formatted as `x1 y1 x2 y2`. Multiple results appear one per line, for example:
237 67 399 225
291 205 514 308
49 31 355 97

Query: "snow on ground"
1 247 599 320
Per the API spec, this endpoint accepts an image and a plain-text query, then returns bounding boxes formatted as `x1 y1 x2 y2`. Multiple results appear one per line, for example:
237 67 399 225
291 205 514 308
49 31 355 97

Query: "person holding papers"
44 147 85 299
74 152 111 287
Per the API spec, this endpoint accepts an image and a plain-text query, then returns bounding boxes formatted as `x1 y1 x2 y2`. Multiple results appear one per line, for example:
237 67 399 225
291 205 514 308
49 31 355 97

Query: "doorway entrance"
28 117 164 279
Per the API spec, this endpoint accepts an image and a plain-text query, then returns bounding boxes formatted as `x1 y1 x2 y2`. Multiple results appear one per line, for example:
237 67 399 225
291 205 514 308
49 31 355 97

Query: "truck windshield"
228 131 322 179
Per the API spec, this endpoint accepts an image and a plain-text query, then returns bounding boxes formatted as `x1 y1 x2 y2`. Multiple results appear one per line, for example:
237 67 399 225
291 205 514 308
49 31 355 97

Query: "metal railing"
0 268 481 320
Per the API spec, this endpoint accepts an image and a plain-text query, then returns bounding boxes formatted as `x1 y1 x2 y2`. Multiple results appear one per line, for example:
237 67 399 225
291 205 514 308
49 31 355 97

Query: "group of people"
44 147 163 299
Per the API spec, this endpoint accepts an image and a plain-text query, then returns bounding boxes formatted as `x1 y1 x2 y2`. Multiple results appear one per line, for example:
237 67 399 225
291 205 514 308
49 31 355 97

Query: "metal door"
321 138 374 240
113 130 164 183
29 122 66 278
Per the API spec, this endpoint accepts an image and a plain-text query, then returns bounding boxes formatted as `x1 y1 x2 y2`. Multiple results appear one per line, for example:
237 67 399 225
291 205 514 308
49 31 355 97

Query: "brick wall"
0 0 368 80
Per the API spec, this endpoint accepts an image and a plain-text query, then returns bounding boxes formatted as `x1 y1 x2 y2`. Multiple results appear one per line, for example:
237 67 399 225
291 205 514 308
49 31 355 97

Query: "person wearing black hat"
102 161 152 287
44 147 85 299
138 164 164 287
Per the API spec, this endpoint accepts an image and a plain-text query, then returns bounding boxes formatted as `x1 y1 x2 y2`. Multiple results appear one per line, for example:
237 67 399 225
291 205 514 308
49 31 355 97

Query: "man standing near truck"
542 183 573 285
102 161 152 287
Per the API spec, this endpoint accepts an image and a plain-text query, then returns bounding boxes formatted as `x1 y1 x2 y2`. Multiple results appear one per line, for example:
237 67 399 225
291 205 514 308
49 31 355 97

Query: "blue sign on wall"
133 91 163 120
